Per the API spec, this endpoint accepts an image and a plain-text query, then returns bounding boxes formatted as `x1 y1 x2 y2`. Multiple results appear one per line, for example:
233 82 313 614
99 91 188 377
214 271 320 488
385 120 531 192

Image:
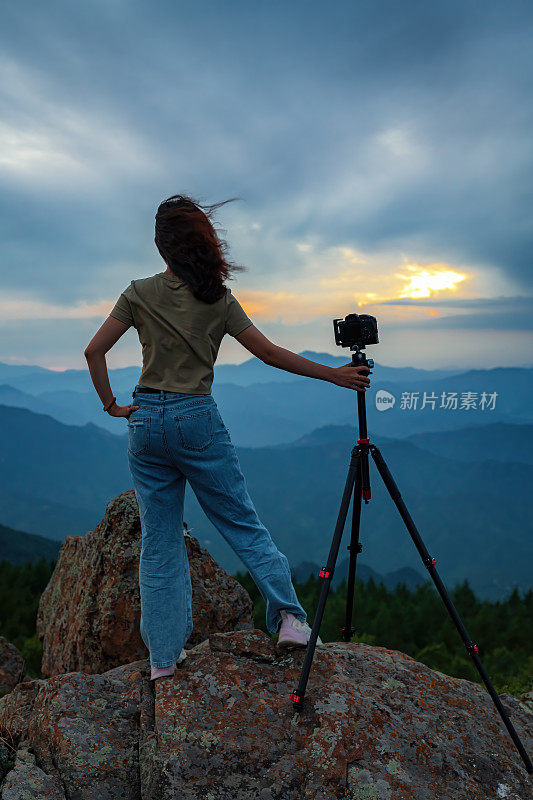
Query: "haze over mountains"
0 355 530 446
0 352 531 601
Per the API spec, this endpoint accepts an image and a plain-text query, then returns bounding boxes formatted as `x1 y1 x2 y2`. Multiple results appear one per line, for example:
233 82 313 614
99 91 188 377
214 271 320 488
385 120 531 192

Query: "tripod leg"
343 456 363 642
290 448 361 710
370 444 533 775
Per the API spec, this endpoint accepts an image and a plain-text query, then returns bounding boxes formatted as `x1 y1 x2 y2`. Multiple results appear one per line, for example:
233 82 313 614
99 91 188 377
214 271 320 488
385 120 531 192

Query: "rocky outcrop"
0 638 25 696
0 631 531 799
1 748 66 799
36 490 253 676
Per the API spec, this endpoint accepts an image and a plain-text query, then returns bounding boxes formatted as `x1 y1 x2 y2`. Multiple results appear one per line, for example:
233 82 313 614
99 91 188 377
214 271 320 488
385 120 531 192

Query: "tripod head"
348 343 374 372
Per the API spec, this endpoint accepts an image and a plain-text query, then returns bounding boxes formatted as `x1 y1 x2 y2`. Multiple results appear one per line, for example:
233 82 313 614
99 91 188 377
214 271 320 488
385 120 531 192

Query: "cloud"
0 238 523 334
381 295 533 330
378 295 532 308
388 310 533 331
0 57 163 190
0 293 116 321
1 0 532 369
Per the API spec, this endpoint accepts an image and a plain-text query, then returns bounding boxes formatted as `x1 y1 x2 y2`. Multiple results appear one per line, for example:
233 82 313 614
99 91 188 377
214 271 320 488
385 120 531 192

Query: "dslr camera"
333 313 379 349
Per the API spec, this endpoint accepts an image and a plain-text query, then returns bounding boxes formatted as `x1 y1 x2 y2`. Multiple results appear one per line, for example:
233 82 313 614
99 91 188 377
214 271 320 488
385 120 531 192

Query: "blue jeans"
127 384 307 668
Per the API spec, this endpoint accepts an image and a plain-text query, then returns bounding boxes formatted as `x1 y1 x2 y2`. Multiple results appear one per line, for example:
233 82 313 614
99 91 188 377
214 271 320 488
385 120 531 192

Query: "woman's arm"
84 317 139 417
234 324 372 391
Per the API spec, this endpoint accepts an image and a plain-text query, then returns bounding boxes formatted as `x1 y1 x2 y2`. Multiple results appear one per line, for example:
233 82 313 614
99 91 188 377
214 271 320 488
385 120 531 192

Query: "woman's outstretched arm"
234 324 372 392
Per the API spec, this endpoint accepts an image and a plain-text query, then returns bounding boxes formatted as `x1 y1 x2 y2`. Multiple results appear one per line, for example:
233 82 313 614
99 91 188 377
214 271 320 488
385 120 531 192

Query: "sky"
1 0 532 371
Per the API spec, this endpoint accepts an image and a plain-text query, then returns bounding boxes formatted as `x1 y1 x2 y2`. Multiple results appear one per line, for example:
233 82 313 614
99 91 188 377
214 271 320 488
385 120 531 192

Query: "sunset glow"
396 263 467 299
0 255 472 329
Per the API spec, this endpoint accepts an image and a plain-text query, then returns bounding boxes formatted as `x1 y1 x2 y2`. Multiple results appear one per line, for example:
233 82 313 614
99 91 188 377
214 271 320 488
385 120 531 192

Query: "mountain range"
0 357 530 446
0 397 530 601
0 521 60 565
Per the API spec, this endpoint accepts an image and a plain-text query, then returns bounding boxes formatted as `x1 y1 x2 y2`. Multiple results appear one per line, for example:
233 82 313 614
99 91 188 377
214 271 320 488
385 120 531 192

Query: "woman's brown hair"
154 194 246 304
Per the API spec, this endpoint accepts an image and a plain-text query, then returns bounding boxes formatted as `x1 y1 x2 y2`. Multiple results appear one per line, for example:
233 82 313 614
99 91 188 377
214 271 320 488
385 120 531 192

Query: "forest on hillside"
235 571 533 697
0 558 531 698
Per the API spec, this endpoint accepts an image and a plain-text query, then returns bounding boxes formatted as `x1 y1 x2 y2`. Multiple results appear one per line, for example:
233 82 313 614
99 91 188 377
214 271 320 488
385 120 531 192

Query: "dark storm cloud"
378 296 531 309
388 310 533 330
381 295 533 330
0 0 532 306
378 295 533 329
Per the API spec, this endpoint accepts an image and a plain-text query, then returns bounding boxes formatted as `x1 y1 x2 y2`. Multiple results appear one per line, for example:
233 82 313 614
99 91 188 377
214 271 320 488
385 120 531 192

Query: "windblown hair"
154 194 246 304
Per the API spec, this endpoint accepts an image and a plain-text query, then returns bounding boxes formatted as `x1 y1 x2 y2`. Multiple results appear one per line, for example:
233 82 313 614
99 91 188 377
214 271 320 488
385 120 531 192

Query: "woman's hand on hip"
108 403 140 418
329 364 372 391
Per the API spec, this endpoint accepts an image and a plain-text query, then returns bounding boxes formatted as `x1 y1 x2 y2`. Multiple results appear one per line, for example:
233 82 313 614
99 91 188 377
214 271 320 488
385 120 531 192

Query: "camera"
333 313 379 349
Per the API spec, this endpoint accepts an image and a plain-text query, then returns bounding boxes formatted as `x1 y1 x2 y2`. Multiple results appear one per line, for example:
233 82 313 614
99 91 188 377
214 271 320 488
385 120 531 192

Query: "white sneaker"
277 610 323 648
150 648 187 680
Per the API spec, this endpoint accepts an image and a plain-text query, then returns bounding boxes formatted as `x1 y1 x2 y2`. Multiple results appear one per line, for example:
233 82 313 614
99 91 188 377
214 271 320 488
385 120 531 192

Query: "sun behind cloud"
395 262 467 299
231 256 470 324
0 244 471 332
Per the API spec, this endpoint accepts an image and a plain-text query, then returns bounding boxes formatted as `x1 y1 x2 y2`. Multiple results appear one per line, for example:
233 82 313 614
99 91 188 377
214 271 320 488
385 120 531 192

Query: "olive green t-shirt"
109 271 253 394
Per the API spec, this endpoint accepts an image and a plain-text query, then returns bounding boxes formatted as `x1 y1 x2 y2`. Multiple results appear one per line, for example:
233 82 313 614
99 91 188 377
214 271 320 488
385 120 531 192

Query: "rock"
1 748 66 799
518 689 533 715
36 490 253 677
0 638 25 696
0 632 531 798
0 744 13 785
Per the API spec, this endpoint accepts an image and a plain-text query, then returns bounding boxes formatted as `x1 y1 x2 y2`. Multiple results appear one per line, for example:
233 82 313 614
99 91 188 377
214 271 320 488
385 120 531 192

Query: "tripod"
290 345 532 775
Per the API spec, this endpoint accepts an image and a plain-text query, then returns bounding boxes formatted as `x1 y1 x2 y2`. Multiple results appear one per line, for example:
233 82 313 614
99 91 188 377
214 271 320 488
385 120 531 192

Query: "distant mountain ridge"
0 522 60 564
292 559 427 591
286 421 533 464
0 403 530 600
0 404 129 540
0 358 531 445
0 355 464 393
406 422 533 464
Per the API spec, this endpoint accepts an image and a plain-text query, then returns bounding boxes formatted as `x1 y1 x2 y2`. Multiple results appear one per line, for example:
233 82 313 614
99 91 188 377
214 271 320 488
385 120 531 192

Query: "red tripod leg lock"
318 568 330 578
290 692 301 703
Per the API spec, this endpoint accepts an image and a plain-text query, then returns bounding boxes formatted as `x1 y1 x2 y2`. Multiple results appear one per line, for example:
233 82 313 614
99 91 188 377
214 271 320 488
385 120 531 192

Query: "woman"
84 194 371 681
